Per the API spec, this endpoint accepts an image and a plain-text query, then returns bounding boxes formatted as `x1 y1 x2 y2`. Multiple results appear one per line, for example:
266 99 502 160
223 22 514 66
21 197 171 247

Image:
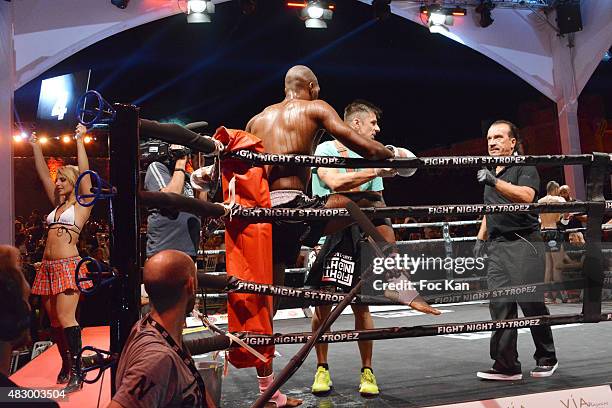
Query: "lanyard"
145 314 206 407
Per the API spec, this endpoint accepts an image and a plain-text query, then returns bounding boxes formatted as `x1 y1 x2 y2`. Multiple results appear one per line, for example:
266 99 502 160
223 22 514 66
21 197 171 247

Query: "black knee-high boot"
63 326 83 393
50 326 70 384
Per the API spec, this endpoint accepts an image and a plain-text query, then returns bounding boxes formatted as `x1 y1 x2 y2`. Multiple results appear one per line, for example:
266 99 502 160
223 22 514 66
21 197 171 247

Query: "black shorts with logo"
541 229 563 252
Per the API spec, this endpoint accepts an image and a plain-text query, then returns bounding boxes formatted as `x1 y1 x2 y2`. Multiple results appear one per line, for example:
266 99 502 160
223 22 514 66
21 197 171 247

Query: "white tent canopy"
1 0 611 243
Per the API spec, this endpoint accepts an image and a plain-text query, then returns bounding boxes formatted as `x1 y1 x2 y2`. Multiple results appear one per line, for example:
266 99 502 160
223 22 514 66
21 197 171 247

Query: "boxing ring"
72 91 611 407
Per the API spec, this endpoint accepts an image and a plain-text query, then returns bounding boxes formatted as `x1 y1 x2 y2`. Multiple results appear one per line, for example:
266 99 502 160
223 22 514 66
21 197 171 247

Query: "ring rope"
230 201 611 220
227 150 603 169
198 276 610 305
235 313 612 346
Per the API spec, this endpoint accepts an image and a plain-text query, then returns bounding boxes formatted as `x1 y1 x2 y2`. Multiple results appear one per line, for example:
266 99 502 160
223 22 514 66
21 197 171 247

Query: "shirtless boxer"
245 65 437 406
538 181 566 302
246 66 440 309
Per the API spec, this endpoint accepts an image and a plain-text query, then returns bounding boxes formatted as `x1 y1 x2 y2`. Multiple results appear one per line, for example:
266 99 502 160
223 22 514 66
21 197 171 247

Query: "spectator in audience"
0 245 59 407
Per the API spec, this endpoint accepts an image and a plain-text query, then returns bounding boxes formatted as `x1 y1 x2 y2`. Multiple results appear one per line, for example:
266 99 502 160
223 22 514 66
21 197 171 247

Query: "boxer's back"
538 194 565 229
248 99 322 191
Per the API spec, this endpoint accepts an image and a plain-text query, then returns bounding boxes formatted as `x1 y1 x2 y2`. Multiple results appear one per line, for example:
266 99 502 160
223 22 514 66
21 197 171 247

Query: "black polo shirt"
484 165 540 238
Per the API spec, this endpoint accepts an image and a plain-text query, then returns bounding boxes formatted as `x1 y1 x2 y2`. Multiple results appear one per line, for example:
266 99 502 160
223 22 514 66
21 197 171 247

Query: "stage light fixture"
372 0 391 21
62 135 72 144
475 0 494 28
288 1 334 29
429 24 449 35
420 5 465 34
12 132 28 143
187 0 215 23
110 0 129 9
307 3 324 19
39 136 49 144
430 11 447 26
451 7 467 17
84 135 93 144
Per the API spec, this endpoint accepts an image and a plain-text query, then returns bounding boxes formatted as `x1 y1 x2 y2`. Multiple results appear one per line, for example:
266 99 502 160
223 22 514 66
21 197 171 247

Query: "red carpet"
10 326 111 407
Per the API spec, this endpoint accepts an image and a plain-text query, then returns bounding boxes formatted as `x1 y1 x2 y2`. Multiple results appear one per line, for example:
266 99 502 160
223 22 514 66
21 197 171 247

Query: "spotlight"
430 11 447 26
475 0 494 28
288 1 334 29
12 132 27 143
110 0 129 9
372 0 391 21
84 135 93 144
420 5 465 33
187 0 215 23
62 135 72 144
306 3 324 19
39 136 49 144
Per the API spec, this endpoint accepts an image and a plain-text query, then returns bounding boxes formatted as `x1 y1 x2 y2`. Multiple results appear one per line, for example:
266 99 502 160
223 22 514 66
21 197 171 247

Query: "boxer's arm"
311 100 392 160
317 167 378 192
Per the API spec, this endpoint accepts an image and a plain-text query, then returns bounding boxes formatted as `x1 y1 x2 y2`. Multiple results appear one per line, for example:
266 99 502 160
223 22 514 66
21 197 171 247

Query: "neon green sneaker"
359 368 379 397
311 366 332 394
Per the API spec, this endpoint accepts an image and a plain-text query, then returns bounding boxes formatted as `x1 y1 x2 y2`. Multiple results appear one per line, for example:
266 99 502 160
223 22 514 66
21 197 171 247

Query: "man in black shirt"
474 120 558 381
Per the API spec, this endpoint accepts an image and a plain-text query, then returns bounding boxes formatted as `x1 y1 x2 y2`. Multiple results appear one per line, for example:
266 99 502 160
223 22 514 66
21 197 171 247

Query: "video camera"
140 139 191 168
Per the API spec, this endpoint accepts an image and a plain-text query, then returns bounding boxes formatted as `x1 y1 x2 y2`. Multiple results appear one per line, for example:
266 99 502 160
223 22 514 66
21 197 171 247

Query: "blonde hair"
568 232 585 244
55 165 80 205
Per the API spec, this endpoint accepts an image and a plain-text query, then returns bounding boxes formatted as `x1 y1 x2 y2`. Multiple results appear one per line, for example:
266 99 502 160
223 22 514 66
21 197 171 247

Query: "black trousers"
487 232 557 373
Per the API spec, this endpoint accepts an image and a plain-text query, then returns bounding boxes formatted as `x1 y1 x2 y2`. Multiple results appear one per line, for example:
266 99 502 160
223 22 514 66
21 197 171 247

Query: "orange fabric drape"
214 127 274 368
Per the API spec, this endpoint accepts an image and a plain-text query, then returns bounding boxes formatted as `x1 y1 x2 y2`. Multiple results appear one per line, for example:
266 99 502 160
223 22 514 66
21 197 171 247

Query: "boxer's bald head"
285 65 319 100
144 250 196 314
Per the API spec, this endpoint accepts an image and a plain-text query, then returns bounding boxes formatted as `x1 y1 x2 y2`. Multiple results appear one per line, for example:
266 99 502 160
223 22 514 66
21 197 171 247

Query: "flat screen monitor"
36 70 91 131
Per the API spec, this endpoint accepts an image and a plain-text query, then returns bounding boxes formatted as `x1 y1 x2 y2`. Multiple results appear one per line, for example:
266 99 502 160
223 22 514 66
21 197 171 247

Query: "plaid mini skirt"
31 256 93 295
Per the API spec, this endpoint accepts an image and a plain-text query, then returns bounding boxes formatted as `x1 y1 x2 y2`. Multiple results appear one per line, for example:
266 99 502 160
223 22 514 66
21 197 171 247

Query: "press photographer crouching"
141 141 205 260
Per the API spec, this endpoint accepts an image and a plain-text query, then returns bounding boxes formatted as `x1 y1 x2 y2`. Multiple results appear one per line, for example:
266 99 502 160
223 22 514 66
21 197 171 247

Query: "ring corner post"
108 104 142 393
581 152 609 321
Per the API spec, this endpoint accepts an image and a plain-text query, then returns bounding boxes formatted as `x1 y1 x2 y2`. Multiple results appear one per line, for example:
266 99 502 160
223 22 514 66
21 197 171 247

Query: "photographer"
144 143 204 260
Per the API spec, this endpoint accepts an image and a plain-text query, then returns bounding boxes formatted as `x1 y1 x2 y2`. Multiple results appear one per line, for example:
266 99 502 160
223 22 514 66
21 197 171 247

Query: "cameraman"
144 144 203 260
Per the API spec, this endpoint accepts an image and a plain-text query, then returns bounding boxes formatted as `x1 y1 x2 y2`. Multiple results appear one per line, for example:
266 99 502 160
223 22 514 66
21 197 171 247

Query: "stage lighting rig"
287 1 335 29
186 0 215 23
